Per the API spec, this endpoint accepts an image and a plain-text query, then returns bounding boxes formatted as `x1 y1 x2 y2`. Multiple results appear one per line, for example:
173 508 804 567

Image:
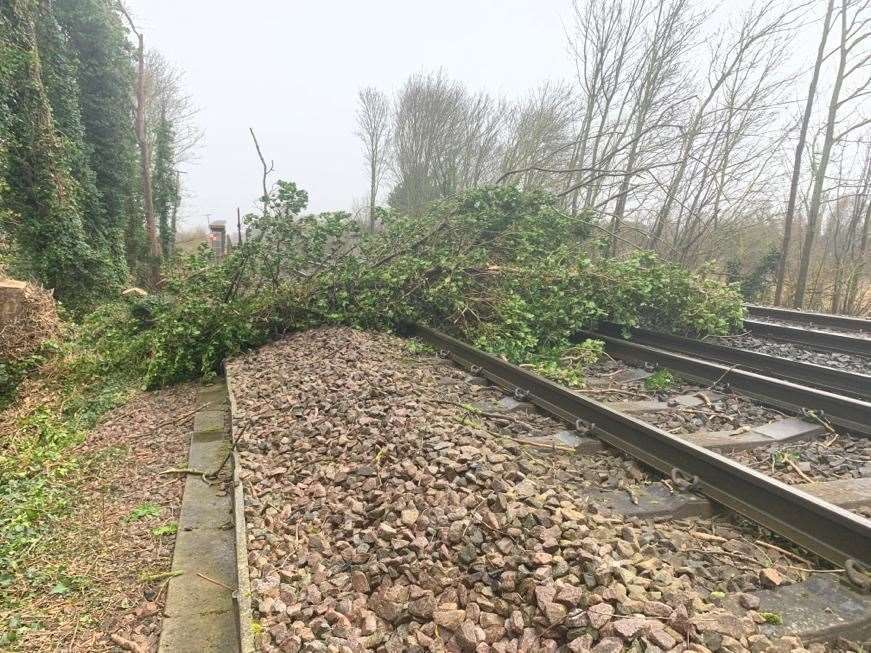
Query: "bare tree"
499 83 575 189
145 51 202 163
774 0 836 305
841 140 871 311
606 0 700 254
350 1 871 313
793 0 871 307
649 3 798 248
356 87 390 232
390 71 504 214
144 51 202 255
119 3 160 283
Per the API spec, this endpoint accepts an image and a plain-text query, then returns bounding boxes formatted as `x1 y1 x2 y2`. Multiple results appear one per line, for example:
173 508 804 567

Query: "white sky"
125 0 580 228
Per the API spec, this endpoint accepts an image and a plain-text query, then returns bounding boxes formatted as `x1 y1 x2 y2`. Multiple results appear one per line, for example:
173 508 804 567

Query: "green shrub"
76 184 744 388
644 369 676 391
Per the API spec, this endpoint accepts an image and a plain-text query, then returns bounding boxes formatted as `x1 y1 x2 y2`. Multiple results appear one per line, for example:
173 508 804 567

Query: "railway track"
230 326 871 650
412 324 871 574
588 322 871 402
746 304 871 333
578 326 870 436
743 318 871 358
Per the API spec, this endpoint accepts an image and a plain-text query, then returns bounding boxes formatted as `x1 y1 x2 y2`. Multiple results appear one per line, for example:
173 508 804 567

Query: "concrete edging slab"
227 369 256 653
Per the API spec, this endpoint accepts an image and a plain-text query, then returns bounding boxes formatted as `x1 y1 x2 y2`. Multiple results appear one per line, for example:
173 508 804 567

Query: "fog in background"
126 0 587 225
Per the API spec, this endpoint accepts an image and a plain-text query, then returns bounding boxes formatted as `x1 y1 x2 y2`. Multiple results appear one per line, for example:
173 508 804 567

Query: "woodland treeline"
357 0 871 314
0 0 196 305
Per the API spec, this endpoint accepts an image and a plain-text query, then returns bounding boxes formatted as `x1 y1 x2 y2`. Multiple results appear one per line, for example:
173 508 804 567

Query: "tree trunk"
774 0 833 305
369 154 377 233
132 31 161 283
793 2 847 308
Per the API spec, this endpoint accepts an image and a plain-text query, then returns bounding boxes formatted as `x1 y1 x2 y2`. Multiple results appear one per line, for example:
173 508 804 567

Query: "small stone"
434 608 466 631
409 592 436 619
555 584 584 606
507 610 525 634
362 613 377 635
739 593 760 610
567 634 593 653
542 601 567 625
369 593 401 623
588 602 614 628
612 617 646 639
479 612 502 628
304 584 321 605
591 637 624 653
456 620 482 651
514 479 537 498
693 612 744 640
648 628 676 649
642 600 671 618
401 509 419 526
134 602 159 619
350 571 369 593
759 567 783 588
269 622 290 645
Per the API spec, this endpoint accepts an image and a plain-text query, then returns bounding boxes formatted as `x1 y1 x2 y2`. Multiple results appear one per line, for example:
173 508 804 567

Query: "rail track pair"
410 323 871 579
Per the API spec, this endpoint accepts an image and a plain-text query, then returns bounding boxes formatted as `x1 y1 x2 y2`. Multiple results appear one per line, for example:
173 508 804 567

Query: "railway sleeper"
455 381 871 644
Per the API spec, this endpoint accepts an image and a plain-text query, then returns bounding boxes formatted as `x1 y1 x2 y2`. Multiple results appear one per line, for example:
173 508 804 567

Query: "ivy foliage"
727 246 781 302
0 0 187 307
0 0 136 305
83 184 744 388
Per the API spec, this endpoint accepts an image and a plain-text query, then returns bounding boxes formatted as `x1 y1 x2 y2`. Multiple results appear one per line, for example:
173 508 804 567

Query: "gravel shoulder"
228 327 841 653
0 384 197 652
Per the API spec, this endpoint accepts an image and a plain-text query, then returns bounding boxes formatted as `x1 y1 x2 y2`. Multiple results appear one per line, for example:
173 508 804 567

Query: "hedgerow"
77 183 742 388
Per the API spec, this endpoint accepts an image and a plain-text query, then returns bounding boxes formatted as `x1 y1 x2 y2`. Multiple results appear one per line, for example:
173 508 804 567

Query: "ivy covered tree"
0 0 113 303
145 50 199 260
152 109 180 256
0 0 192 304
54 0 138 281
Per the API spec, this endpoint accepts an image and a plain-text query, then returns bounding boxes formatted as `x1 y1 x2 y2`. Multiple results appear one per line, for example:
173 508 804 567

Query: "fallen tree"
79 184 744 388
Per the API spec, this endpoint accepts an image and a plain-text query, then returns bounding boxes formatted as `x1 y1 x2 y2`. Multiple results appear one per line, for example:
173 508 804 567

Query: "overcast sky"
126 0 582 229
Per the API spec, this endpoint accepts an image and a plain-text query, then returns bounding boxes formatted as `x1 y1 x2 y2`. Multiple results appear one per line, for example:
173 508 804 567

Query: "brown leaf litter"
0 383 197 652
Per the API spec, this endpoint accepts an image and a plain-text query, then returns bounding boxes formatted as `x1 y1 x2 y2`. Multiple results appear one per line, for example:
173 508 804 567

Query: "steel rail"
413 324 871 568
577 330 870 436
744 319 871 358
746 304 871 333
590 322 871 401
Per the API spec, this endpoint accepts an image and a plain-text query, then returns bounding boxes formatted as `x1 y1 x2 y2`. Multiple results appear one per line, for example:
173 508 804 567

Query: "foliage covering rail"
81 185 744 388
